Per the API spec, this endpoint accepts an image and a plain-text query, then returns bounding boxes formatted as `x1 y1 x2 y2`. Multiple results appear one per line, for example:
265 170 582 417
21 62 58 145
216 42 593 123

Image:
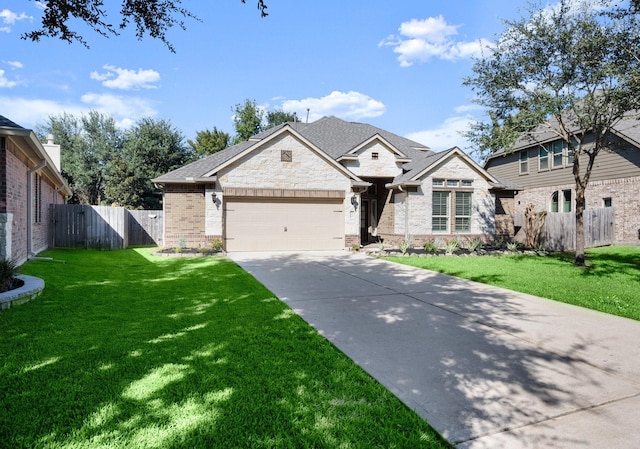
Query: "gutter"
27 159 47 259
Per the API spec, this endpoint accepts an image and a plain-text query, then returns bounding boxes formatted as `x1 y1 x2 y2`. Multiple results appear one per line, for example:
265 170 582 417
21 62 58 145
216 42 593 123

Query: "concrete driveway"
229 251 640 448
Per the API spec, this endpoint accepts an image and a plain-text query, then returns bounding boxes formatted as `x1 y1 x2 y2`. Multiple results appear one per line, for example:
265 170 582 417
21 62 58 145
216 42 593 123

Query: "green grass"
1 248 450 449
385 245 640 321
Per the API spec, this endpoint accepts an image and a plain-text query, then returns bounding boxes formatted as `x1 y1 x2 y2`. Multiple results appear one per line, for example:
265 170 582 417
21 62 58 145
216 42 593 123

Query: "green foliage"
506 242 520 253
398 236 413 255
22 1 268 52
232 99 265 144
266 110 298 128
464 0 640 265
443 239 460 255
385 246 640 321
465 238 483 253
351 243 361 252
187 127 230 160
423 239 440 254
210 238 224 252
2 249 449 448
0 258 18 293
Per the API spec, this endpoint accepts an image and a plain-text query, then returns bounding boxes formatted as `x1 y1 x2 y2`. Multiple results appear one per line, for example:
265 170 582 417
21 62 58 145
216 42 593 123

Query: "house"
153 116 501 251
484 115 640 245
0 115 71 265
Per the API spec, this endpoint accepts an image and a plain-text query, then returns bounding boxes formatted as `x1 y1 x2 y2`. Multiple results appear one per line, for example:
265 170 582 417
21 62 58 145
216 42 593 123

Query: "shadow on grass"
1 248 447 449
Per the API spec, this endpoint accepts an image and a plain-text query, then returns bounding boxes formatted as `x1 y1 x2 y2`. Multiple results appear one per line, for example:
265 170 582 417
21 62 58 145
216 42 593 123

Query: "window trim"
432 191 450 233
519 150 529 174
454 191 472 232
538 146 549 171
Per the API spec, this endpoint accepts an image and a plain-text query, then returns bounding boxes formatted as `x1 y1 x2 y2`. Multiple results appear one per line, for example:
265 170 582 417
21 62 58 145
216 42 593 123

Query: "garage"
224 197 345 251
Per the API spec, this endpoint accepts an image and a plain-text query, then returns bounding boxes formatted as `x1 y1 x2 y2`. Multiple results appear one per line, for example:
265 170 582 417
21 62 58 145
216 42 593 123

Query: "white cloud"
6 60 23 69
0 69 18 88
90 65 160 90
280 91 386 122
380 16 494 66
0 9 31 32
0 93 157 130
406 114 476 154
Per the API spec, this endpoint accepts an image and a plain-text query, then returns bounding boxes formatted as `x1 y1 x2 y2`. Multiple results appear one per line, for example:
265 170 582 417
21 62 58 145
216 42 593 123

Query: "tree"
266 110 298 128
464 0 640 265
22 0 268 52
187 127 230 159
232 99 265 144
39 111 121 205
107 117 191 209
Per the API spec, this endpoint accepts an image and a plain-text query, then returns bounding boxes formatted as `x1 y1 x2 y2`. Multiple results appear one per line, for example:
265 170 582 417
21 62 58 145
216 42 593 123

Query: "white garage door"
225 198 344 251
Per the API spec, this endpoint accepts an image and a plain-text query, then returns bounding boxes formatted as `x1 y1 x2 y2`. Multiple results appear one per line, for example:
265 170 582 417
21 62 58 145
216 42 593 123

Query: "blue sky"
1 0 530 153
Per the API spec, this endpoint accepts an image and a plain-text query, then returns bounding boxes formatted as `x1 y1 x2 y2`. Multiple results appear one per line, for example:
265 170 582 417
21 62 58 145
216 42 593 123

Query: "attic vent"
372 152 379 160
281 150 292 162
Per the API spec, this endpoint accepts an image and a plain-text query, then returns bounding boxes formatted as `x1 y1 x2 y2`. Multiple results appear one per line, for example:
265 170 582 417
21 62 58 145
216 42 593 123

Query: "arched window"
550 191 559 213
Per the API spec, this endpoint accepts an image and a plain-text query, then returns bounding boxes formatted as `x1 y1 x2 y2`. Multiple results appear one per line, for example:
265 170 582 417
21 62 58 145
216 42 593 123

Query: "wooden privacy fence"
516 207 614 251
49 205 163 249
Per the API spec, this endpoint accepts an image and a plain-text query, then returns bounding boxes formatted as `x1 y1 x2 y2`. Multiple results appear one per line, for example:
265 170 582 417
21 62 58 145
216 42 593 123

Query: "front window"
550 191 559 213
455 192 472 232
519 151 528 174
551 141 564 168
550 190 572 213
539 146 549 171
562 189 572 212
432 191 449 232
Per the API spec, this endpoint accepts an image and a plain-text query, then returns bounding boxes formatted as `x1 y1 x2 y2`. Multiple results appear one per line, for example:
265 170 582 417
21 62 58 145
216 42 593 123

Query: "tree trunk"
575 186 586 266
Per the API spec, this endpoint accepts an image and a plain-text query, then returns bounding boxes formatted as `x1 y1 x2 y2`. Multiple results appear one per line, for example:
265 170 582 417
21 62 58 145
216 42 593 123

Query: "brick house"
0 115 71 265
484 115 640 245
154 117 502 251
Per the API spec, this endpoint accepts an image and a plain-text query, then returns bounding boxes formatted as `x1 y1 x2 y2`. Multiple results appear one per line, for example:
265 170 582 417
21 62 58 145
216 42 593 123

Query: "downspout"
398 184 409 241
27 160 47 259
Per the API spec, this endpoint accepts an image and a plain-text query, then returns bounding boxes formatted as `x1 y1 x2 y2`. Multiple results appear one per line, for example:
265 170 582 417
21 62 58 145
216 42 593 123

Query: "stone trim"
223 187 345 199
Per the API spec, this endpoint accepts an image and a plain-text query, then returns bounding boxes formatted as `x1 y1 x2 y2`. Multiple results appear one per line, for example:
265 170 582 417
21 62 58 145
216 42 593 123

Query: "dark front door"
360 200 369 245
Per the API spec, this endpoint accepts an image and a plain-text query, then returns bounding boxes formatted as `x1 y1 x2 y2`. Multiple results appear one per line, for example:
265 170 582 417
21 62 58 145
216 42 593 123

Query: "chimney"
42 134 61 172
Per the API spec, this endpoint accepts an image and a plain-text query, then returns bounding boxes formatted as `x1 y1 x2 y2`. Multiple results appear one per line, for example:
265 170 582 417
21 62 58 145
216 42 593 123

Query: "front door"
360 200 369 245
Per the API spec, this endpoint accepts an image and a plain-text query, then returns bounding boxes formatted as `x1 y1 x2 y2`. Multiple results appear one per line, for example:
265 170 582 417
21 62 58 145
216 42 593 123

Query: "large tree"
22 0 268 51
464 0 640 265
232 99 265 144
187 127 230 160
107 117 191 209
39 111 121 205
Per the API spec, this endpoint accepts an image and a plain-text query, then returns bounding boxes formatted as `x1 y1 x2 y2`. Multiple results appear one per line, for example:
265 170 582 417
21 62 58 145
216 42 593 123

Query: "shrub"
423 239 439 253
443 239 460 255
506 241 521 252
351 243 361 252
210 238 224 252
0 258 18 293
399 236 414 255
466 238 483 253
377 240 385 251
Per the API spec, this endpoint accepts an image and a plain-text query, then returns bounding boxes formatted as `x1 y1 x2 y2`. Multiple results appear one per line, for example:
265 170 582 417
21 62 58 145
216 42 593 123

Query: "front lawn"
385 245 640 321
1 249 450 449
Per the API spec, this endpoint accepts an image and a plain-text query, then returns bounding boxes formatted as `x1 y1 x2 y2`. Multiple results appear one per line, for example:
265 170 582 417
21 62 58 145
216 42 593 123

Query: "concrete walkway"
229 251 640 448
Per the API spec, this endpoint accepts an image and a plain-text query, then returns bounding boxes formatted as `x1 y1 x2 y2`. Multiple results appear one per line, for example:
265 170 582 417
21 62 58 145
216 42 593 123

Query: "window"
562 189 572 212
432 191 449 232
519 151 528 174
551 141 564 168
455 192 472 232
447 180 459 187
550 191 559 213
461 180 473 187
371 152 379 160
603 197 612 208
432 179 444 186
550 189 572 213
539 146 549 171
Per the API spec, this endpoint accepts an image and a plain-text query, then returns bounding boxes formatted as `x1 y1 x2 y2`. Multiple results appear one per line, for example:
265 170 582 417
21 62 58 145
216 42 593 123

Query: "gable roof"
388 147 499 189
0 114 72 197
153 116 434 184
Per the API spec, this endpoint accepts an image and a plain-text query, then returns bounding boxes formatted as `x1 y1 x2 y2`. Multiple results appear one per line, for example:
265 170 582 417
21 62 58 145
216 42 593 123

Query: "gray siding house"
484 116 640 244
154 117 502 251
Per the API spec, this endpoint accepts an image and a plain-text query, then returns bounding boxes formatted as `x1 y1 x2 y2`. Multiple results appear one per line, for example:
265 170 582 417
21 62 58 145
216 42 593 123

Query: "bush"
506 241 521 252
443 239 460 255
0 258 18 293
399 236 414 255
465 238 483 253
423 239 439 253
210 238 224 252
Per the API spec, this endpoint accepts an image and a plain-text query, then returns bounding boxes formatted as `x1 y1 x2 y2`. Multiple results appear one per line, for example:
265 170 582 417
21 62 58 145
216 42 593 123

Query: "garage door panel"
225 199 344 251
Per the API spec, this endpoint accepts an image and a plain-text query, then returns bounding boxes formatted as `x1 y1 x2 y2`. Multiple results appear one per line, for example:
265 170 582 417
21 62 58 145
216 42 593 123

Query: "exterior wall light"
211 192 217 202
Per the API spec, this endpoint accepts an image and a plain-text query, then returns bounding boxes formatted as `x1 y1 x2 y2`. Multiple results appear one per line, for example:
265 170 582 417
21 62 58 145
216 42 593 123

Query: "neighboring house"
154 116 501 251
484 116 640 244
0 115 71 265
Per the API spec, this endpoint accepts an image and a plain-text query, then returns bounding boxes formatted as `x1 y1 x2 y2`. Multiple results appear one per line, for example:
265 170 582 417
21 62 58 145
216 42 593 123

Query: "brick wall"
7 147 27 264
163 184 206 248
513 176 640 244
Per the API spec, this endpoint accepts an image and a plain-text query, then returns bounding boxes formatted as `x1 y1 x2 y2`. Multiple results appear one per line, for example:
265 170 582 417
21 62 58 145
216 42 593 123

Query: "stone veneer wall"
513 175 640 244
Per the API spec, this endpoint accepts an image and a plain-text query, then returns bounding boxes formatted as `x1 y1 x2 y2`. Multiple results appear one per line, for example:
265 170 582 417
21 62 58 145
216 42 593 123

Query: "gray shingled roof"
154 116 436 183
0 114 24 129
